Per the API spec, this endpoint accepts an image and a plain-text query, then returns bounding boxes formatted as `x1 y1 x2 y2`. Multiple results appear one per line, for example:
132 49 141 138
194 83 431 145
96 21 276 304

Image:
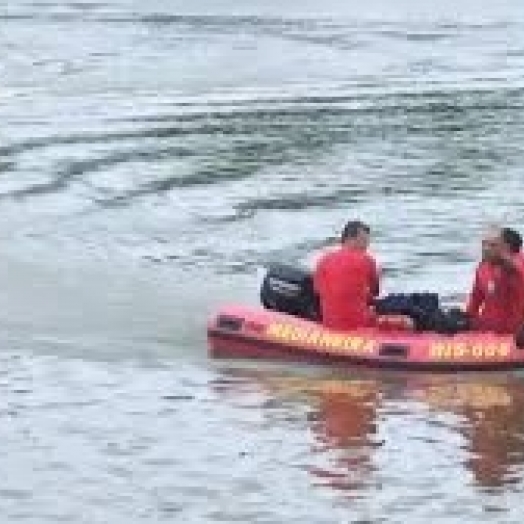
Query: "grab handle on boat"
379 343 409 358
216 315 243 332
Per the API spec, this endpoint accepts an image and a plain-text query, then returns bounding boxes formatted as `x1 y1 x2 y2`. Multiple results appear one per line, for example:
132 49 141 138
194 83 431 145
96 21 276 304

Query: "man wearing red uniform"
467 227 524 334
502 227 524 342
313 220 379 330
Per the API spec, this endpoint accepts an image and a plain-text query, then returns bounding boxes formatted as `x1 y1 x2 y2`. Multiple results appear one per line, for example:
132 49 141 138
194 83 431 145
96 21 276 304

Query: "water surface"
1 0 524 522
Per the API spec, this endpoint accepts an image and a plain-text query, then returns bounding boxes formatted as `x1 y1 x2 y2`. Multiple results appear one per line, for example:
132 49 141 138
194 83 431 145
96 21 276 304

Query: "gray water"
1 0 524 522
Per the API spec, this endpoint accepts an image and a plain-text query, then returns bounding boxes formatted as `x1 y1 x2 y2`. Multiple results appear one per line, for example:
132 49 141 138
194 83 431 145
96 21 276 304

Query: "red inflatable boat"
207 305 524 371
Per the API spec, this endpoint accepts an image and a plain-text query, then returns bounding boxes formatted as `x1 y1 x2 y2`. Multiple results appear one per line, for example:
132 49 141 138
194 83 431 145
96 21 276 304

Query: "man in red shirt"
502 227 524 338
313 220 379 330
467 226 524 334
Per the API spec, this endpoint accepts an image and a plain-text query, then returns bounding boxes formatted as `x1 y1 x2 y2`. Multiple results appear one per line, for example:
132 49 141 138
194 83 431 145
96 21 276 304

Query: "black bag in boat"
375 293 469 333
429 307 471 334
260 264 320 320
374 292 440 330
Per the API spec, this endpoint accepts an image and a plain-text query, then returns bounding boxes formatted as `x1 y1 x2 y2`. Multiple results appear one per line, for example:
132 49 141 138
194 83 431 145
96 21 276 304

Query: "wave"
0 84 521 208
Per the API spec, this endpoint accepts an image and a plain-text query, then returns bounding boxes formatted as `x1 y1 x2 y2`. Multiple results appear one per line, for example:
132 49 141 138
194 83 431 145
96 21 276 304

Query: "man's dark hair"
341 220 370 242
502 227 522 253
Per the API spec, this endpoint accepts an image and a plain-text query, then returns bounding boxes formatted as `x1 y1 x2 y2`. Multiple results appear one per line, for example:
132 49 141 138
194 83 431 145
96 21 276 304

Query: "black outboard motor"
260 263 320 320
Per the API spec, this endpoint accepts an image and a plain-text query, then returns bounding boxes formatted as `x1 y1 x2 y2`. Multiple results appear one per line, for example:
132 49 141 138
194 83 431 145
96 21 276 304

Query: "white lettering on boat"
429 342 511 360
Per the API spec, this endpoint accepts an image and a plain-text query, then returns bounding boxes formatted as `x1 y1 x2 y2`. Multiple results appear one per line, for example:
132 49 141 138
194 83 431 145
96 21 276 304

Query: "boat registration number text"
429 342 511 360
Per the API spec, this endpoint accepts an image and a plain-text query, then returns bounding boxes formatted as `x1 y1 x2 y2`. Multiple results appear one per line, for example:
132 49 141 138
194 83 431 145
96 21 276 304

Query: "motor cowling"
260 263 320 320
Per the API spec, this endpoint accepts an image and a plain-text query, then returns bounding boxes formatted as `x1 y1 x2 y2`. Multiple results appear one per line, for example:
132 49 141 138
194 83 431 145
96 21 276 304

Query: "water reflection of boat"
213 367 524 492
409 374 524 488
214 368 382 492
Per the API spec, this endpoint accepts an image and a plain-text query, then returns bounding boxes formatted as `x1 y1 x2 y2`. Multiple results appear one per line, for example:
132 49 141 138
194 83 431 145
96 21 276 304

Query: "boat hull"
207 305 524 371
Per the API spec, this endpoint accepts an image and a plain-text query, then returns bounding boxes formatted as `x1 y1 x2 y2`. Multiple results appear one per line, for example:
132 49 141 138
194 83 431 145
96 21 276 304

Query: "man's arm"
466 267 483 317
505 261 524 333
368 257 380 299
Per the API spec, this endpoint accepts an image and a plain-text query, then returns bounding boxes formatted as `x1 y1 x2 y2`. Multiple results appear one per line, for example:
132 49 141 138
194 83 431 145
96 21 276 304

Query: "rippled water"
1 0 524 522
